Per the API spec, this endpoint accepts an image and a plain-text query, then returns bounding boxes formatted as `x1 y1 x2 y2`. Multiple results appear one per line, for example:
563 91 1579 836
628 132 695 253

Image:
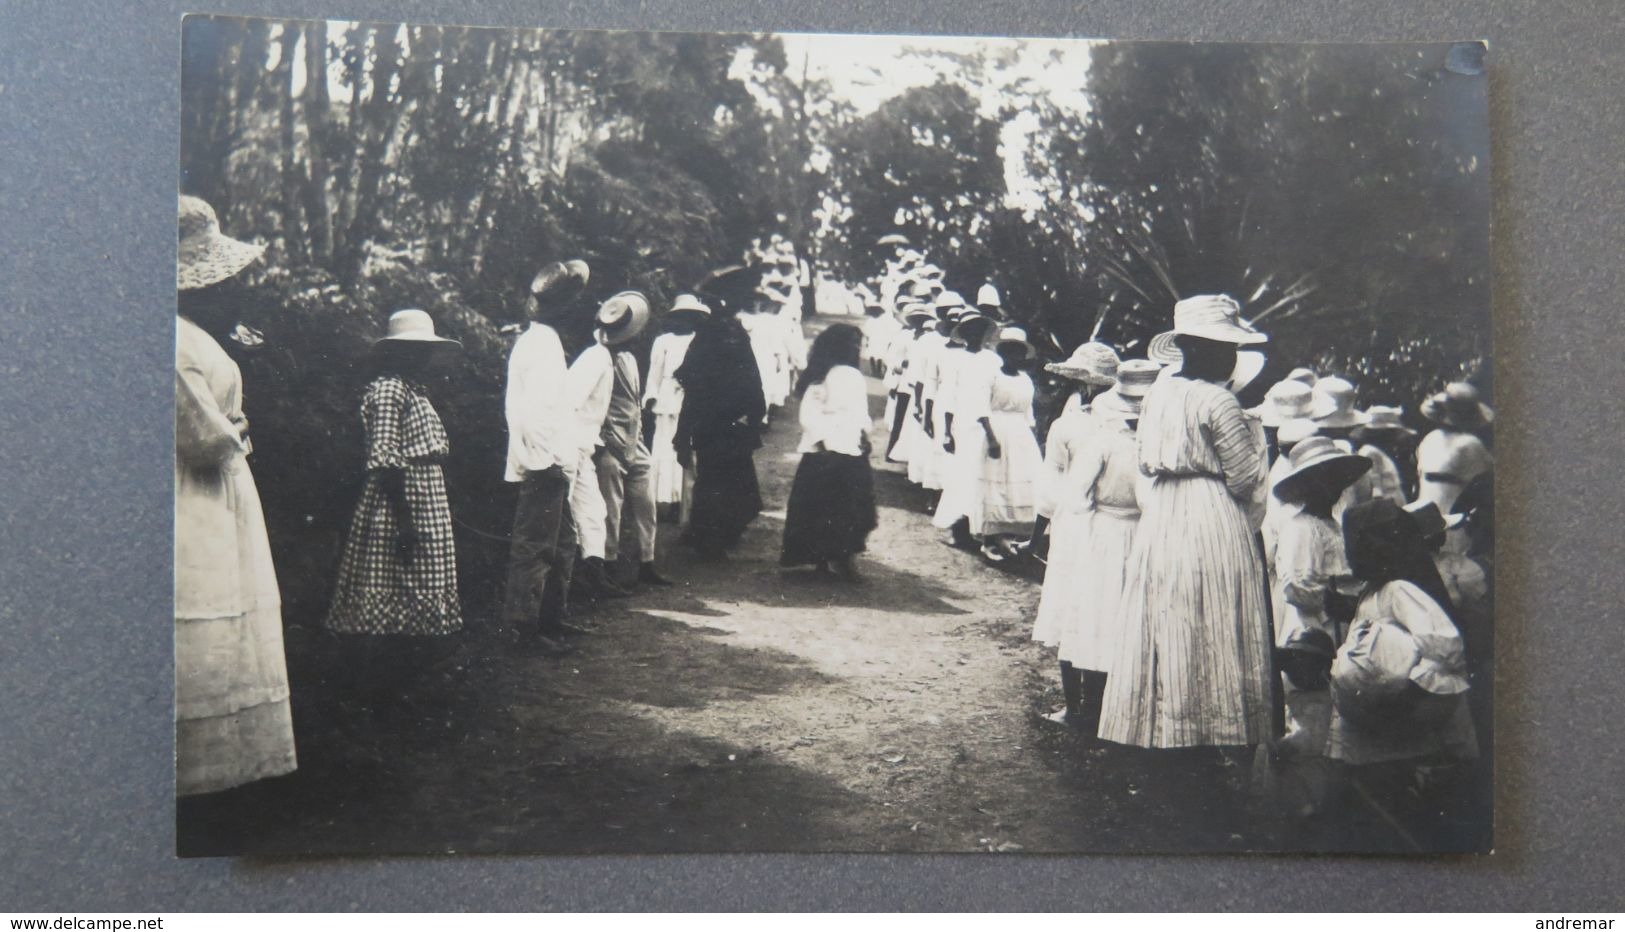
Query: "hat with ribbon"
596 291 652 345
1273 435 1372 503
1045 341 1121 386
177 195 265 291
1113 359 1163 400
933 290 967 314
374 309 462 351
1420 381 1494 430
668 293 711 317
902 302 936 325
1311 377 1368 428
1249 379 1316 428
1151 294 1268 351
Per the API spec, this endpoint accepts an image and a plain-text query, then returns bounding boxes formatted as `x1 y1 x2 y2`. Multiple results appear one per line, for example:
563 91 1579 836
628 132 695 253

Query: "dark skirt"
683 444 762 554
780 450 879 566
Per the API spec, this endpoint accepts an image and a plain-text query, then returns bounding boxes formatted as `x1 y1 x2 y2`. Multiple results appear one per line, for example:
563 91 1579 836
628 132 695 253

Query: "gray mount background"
1 0 1619 912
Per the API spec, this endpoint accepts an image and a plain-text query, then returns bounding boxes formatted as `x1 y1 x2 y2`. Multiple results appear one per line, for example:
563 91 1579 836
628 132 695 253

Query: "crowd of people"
176 196 1493 842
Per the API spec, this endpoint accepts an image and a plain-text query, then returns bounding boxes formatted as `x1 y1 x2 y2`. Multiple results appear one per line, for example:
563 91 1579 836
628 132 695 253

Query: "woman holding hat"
781 324 879 580
1024 341 1122 560
644 294 708 524
327 309 464 643
1033 362 1158 729
1098 294 1275 750
1414 382 1494 548
174 194 297 799
972 327 1045 561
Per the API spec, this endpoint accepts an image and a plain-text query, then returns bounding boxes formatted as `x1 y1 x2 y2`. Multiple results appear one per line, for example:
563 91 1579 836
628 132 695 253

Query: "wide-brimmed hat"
1229 351 1267 394
1311 377 1368 428
1273 435 1371 503
374 309 462 352
1421 381 1494 430
1404 500 1464 540
976 283 1002 308
1093 387 1142 422
696 263 765 315
668 293 711 317
951 312 995 343
994 326 1035 359
1113 359 1162 399
1351 405 1417 441
1286 367 1319 386
1249 379 1315 427
1153 331 1265 393
1045 341 1121 386
1151 294 1268 352
596 291 652 345
530 260 591 311
177 195 265 291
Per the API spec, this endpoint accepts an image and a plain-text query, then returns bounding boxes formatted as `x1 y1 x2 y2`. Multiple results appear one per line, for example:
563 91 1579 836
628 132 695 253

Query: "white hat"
669 293 710 316
596 291 652 345
994 326 1034 358
1045 341 1120 386
1311 377 1368 428
976 283 1002 308
1113 359 1162 399
1152 294 1268 350
375 309 461 349
1250 379 1316 427
177 195 264 291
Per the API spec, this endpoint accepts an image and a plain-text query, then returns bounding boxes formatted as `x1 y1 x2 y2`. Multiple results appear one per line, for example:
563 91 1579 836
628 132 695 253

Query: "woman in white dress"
1033 362 1158 728
905 311 950 493
1414 382 1494 554
930 312 998 548
643 294 708 522
1098 295 1274 750
174 196 297 814
1025 341 1121 560
973 327 1045 561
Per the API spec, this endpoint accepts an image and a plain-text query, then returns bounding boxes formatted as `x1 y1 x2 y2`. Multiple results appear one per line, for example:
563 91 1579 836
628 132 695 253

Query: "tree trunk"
337 24 403 285
274 25 306 264
301 20 334 264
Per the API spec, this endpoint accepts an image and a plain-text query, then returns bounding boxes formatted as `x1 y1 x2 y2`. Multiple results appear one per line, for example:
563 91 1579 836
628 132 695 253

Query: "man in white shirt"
502 260 591 651
564 320 627 600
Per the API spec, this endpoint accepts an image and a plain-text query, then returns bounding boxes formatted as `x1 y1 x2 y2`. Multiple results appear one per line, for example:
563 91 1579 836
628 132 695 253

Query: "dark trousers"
502 466 577 633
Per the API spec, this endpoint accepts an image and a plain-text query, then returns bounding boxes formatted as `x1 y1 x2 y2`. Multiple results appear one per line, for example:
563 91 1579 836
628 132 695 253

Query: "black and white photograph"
174 16 1493 857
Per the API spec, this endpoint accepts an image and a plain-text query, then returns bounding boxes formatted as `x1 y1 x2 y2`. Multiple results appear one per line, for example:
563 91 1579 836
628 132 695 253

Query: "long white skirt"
931 420 982 529
976 411 1041 536
1033 504 1138 675
1097 474 1273 748
650 411 686 505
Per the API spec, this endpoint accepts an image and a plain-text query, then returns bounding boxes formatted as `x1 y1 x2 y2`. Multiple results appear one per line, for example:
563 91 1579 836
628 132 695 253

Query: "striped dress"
1097 375 1273 748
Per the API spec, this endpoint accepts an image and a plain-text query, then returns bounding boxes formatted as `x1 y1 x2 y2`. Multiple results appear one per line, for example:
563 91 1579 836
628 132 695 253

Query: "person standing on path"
972 327 1044 562
780 323 879 581
674 265 769 559
883 304 935 463
592 291 673 589
325 310 465 719
1098 295 1274 750
501 260 590 654
564 309 628 601
930 309 998 551
643 294 707 524
1414 382 1494 554
174 194 297 802
1023 341 1121 559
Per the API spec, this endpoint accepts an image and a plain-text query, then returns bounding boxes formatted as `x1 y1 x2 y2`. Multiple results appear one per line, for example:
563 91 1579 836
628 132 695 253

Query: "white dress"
1415 428 1493 554
931 347 1000 530
175 316 296 795
1033 413 1143 675
1097 376 1273 749
904 332 946 486
976 370 1043 536
643 331 695 505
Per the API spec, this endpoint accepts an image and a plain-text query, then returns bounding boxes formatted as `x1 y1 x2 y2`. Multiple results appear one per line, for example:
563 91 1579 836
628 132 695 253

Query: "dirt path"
220 316 1319 858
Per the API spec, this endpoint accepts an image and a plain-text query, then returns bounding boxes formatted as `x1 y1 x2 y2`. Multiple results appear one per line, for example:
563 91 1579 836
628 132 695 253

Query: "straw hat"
976 283 1002 309
1310 377 1368 428
1045 341 1121 386
1249 379 1315 428
668 293 711 317
1404 500 1464 540
1273 435 1372 503
530 259 591 311
1153 330 1265 394
994 326 1035 359
374 309 462 351
1351 405 1417 441
1113 359 1162 400
177 195 264 291
1228 351 1267 394
1420 381 1494 430
1150 294 1268 353
596 291 652 345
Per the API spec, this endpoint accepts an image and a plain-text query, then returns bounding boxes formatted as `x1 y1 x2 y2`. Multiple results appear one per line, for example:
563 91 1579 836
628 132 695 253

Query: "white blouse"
797 365 872 456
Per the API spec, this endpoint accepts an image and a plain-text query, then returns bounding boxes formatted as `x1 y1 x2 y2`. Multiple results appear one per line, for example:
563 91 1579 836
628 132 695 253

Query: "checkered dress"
326 376 463 636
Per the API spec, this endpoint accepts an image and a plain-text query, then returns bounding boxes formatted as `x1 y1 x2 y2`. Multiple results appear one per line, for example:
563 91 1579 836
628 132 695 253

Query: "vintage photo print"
175 16 1493 856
